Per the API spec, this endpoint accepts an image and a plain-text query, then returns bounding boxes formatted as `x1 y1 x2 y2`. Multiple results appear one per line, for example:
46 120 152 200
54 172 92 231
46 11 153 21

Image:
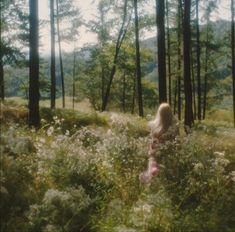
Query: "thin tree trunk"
50 0 56 109
122 73 126 112
231 0 235 127
131 75 136 114
0 4 4 101
166 0 172 105
202 26 209 120
191 51 197 119
101 0 129 111
177 0 182 120
72 47 76 110
134 0 144 116
183 0 194 128
156 0 167 103
29 0 40 127
101 66 105 103
173 79 177 114
196 0 201 120
56 0 65 108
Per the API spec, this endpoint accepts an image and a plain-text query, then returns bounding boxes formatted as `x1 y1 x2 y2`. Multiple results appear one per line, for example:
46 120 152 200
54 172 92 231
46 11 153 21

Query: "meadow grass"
1 98 235 232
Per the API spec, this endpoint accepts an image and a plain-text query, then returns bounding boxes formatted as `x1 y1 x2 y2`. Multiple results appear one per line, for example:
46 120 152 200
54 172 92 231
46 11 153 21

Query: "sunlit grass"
4 96 92 112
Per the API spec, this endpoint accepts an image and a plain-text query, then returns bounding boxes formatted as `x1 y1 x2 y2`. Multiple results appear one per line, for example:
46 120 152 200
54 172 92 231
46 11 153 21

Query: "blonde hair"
148 103 175 137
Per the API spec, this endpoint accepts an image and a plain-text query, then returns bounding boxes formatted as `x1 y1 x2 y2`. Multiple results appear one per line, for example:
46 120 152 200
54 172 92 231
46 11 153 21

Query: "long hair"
148 103 174 137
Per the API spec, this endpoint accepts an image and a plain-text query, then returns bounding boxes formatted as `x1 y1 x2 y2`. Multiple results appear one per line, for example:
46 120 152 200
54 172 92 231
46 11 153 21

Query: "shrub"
28 187 92 232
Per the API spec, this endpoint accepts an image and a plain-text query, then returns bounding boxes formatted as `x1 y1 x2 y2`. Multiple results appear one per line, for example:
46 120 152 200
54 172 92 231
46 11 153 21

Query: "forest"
1 0 235 231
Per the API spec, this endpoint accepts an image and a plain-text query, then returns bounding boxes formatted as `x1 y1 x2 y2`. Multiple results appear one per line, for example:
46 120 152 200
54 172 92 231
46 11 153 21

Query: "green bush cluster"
1 112 235 232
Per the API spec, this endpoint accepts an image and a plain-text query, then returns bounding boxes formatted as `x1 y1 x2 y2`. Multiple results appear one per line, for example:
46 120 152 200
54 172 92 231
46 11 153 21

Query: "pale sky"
38 0 231 54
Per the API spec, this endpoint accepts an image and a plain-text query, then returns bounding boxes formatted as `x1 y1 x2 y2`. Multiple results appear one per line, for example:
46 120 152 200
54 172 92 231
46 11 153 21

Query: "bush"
28 187 92 232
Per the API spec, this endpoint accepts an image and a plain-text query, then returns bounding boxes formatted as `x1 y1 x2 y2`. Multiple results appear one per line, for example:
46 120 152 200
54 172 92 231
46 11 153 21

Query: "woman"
140 103 179 184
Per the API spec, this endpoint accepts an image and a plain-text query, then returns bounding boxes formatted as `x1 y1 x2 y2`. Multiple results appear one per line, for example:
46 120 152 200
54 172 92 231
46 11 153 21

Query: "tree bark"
196 0 201 120
191 52 197 119
122 73 126 112
56 0 65 108
156 0 167 103
72 48 76 110
177 0 182 120
183 0 194 128
0 4 4 101
29 0 40 128
166 0 172 105
231 0 235 127
134 0 144 116
131 75 136 114
202 25 209 120
50 0 56 109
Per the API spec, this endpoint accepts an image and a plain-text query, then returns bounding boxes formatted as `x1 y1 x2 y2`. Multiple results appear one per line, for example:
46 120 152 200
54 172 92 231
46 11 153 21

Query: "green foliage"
40 107 108 133
28 187 92 232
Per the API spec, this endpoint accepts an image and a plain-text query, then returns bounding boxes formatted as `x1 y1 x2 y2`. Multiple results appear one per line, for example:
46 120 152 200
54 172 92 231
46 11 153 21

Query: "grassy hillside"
1 100 235 232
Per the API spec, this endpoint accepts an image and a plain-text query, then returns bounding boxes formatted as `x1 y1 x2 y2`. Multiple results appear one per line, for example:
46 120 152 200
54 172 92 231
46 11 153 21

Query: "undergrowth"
1 102 235 232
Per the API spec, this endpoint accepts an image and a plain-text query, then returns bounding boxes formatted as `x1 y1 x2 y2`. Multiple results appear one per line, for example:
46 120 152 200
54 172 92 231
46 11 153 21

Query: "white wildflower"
142 203 152 213
214 151 225 157
65 130 70 136
47 126 54 136
230 171 235 182
214 157 230 167
193 162 204 172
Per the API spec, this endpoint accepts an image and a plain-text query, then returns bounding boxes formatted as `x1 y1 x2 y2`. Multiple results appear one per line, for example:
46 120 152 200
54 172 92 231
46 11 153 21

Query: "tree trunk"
173 79 177 114
196 0 201 120
202 25 209 120
191 52 197 119
231 0 235 127
156 0 167 103
183 0 194 128
134 0 144 116
166 0 172 105
131 75 136 114
72 48 76 110
0 4 4 101
177 0 182 120
50 0 56 109
29 0 40 128
122 73 126 112
56 0 65 108
101 0 128 111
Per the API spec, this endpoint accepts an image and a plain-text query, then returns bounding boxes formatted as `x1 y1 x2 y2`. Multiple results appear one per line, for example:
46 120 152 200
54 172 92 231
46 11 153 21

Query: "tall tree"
232 0 235 127
28 0 40 127
183 0 194 128
202 24 209 119
101 0 130 111
176 0 183 120
166 0 172 105
134 0 143 116
196 0 201 120
56 0 65 108
72 44 76 110
50 0 56 109
0 2 3 101
156 0 167 103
